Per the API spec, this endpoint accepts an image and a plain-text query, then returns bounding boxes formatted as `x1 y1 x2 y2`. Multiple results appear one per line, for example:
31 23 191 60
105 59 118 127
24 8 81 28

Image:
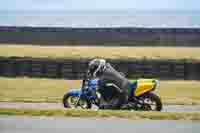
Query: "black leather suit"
95 63 129 109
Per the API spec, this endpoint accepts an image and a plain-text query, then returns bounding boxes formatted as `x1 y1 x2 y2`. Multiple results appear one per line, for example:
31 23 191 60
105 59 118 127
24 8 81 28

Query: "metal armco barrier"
0 57 200 80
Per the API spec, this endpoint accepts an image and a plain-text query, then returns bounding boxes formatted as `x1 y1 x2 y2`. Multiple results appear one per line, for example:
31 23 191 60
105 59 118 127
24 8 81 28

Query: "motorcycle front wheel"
63 93 91 109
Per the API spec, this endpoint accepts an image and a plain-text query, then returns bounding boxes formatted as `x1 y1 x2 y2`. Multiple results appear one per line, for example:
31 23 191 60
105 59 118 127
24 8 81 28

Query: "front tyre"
63 93 91 109
142 93 163 111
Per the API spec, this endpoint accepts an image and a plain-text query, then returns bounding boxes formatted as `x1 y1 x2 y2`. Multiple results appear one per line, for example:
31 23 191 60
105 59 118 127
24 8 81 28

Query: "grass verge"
0 107 200 120
0 44 200 59
0 77 199 105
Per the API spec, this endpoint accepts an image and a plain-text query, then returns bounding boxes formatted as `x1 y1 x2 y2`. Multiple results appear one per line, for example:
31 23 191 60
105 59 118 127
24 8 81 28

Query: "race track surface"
0 102 200 112
0 116 200 133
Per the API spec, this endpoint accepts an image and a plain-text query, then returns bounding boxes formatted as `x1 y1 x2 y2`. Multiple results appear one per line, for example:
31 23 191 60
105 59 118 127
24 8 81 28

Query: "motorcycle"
63 78 162 111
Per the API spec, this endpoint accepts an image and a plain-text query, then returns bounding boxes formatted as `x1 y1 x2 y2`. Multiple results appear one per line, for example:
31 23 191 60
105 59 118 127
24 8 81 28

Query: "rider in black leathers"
85 59 130 109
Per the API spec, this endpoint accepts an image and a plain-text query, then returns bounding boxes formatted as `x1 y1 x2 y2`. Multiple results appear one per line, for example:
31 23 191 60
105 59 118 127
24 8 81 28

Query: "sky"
1 0 200 11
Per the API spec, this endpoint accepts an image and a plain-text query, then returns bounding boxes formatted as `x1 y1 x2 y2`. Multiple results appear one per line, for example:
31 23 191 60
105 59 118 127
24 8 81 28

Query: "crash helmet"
88 59 106 77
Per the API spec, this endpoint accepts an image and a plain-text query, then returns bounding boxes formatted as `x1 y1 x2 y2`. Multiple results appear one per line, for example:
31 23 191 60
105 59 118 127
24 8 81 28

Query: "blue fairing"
88 79 98 88
87 79 98 92
66 89 81 96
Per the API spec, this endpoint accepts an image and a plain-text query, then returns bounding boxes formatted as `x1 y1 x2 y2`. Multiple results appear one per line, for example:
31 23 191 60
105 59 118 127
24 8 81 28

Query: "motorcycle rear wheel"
141 93 162 111
63 93 91 109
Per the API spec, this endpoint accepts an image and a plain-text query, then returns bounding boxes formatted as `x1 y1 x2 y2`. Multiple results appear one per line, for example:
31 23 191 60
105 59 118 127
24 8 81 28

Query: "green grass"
0 77 80 103
0 77 199 105
0 107 200 120
1 44 200 59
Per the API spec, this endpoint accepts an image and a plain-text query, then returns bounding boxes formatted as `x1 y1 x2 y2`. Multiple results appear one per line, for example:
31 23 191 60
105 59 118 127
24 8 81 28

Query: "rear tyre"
63 93 91 109
142 93 162 111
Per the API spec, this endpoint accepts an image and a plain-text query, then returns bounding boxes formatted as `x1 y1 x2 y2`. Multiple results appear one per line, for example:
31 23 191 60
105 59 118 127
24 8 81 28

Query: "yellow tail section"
134 79 156 96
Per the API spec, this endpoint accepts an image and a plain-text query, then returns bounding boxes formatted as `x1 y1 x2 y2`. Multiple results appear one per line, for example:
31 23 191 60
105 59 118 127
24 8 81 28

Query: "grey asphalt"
0 102 200 112
0 116 200 133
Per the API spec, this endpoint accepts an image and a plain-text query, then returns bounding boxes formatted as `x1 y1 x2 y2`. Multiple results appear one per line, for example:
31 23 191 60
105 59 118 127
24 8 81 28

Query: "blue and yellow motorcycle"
63 79 162 111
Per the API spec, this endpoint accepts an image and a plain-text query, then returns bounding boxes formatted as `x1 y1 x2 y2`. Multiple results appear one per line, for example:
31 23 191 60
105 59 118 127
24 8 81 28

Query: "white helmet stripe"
93 59 106 77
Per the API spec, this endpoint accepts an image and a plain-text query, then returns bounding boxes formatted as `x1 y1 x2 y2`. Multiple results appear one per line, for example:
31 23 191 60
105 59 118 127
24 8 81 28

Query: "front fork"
74 91 86 108
74 88 101 108
74 96 81 108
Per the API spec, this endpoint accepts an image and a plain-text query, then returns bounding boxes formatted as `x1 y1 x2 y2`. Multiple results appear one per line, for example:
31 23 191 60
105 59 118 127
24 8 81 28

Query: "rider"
85 59 130 109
